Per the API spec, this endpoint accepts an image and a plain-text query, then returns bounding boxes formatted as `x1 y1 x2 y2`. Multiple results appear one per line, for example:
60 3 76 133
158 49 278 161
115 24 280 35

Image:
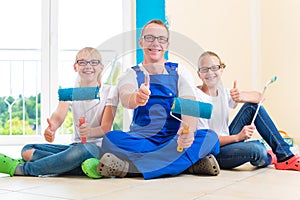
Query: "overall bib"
101 62 220 179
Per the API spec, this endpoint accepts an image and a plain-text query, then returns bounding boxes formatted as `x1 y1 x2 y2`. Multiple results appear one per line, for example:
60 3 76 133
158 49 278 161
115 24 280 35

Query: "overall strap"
164 62 178 75
131 62 179 86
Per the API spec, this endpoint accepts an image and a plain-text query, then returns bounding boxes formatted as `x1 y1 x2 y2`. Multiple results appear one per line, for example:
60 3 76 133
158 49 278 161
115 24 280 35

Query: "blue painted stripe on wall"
136 0 166 64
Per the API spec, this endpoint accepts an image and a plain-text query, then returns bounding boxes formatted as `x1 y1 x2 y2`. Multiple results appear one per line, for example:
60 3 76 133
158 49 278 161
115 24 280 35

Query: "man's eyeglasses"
143 34 168 44
76 60 101 66
198 65 222 73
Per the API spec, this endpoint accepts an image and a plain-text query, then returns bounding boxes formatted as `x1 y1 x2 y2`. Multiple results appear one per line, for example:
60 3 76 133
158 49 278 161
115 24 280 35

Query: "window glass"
0 0 124 136
57 0 124 132
0 0 41 136
58 0 122 88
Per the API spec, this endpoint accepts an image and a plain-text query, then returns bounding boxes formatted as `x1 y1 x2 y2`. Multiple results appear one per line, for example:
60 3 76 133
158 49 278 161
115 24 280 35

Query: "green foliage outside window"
0 95 39 135
0 62 123 136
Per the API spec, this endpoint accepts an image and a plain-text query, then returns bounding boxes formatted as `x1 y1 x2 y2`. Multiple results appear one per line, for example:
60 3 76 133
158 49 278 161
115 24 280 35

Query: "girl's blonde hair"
198 51 226 69
75 47 101 62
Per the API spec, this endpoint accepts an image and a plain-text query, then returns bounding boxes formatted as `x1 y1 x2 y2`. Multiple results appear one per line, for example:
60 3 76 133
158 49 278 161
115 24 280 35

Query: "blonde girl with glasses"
196 51 300 172
0 47 118 177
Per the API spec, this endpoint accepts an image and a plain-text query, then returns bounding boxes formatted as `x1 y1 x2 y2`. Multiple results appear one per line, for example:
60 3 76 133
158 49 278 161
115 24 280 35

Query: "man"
82 20 220 180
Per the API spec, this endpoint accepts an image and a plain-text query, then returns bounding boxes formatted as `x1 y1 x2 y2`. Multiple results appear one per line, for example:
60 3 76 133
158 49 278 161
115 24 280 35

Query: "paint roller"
251 76 277 125
170 97 213 152
56 86 100 143
58 86 100 101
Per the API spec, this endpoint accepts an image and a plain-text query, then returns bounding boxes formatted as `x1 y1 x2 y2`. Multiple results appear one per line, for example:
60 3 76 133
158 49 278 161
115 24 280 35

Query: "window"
0 0 131 138
0 0 41 136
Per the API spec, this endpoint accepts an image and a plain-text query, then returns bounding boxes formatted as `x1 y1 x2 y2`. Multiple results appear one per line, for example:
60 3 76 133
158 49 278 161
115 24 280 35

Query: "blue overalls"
101 62 220 180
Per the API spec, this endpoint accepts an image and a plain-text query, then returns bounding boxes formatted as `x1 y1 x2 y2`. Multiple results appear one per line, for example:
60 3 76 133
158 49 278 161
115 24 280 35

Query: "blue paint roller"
170 97 213 152
171 97 213 119
58 86 100 101
58 86 100 143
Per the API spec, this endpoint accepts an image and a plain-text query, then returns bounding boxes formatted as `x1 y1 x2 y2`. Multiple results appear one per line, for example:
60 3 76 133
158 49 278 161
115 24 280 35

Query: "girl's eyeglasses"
76 60 101 66
198 65 222 73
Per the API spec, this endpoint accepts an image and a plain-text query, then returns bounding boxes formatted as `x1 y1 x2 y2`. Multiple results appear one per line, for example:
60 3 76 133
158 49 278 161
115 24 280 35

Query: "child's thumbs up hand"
134 72 151 106
230 80 243 102
233 80 237 89
44 118 55 143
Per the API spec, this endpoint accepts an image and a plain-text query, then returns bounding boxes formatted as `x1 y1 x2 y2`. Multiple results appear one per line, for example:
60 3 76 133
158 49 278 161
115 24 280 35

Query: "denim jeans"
20 142 100 176
216 102 293 169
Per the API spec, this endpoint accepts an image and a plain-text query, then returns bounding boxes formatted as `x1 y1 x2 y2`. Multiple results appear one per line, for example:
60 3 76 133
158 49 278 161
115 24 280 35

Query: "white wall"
166 0 300 143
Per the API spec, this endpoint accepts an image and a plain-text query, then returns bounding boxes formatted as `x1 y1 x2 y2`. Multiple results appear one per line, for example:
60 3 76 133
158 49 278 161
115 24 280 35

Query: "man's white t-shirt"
117 63 196 98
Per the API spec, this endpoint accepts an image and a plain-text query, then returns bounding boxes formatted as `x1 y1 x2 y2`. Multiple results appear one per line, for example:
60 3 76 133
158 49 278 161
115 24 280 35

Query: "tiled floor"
1 146 300 200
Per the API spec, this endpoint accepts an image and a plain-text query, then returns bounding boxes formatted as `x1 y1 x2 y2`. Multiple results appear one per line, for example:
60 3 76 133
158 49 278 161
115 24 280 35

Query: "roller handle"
79 117 86 144
177 124 189 152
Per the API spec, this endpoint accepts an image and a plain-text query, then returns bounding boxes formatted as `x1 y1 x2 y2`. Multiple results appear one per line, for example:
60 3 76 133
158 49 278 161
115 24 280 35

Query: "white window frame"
0 0 134 145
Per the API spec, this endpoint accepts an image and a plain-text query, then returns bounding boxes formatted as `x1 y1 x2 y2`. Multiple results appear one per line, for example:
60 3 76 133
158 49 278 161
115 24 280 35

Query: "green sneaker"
0 153 21 177
16 158 25 164
81 158 103 179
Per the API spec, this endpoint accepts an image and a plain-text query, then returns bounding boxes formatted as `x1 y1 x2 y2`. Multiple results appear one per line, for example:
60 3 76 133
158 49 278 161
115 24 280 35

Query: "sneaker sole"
191 154 220 176
97 153 129 177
